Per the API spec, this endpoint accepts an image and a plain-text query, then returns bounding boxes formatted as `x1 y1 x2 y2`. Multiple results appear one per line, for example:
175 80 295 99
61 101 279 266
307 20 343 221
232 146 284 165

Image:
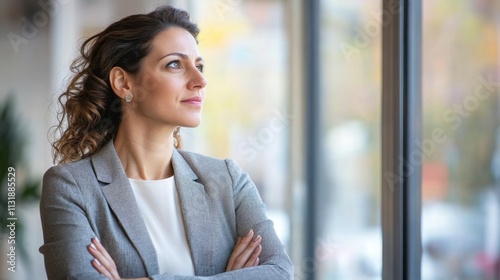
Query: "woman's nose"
188 68 208 90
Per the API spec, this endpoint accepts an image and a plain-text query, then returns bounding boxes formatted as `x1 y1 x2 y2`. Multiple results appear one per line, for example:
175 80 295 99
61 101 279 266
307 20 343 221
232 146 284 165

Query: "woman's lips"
181 96 203 105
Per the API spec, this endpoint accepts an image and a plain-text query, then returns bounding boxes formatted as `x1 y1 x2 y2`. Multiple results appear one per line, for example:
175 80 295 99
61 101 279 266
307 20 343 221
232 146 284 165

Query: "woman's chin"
180 119 202 128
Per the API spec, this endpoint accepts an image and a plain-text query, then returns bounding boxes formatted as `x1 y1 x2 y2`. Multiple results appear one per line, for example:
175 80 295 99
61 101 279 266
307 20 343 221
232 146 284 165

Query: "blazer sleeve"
39 165 107 280
150 159 294 280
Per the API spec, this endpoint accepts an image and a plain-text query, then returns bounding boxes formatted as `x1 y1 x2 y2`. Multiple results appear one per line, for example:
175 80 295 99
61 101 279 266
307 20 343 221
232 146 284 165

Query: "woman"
39 5 293 280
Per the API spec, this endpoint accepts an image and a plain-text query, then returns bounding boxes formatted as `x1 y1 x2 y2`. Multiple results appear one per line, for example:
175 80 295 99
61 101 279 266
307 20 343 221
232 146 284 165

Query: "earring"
125 94 133 103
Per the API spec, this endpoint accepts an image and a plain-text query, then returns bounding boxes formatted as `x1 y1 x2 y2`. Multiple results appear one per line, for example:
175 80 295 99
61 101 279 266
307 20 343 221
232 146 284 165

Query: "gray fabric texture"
39 140 293 280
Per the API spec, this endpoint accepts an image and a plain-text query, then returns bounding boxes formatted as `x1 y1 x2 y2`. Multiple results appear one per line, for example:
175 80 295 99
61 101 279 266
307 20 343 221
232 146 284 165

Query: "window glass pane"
318 1 382 279
184 0 291 247
422 1 500 279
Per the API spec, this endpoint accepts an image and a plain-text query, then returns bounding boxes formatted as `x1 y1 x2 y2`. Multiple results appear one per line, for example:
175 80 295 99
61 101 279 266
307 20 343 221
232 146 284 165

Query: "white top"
129 176 195 276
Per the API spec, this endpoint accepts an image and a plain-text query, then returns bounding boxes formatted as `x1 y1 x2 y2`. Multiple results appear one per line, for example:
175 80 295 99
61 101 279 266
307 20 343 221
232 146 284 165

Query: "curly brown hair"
51 5 200 164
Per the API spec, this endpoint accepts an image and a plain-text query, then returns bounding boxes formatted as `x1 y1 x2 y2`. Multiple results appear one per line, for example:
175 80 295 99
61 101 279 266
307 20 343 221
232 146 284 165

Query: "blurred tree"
0 93 41 263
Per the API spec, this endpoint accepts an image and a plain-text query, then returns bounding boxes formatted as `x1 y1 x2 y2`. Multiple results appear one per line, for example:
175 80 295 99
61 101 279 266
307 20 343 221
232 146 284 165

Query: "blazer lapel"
91 140 159 276
171 150 212 276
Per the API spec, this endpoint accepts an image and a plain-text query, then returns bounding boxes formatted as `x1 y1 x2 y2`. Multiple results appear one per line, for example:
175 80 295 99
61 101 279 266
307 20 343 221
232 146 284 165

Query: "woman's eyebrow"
157 52 204 62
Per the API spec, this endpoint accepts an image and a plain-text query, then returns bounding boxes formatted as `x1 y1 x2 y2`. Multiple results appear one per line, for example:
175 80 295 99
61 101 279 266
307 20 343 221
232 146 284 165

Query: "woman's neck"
113 122 176 180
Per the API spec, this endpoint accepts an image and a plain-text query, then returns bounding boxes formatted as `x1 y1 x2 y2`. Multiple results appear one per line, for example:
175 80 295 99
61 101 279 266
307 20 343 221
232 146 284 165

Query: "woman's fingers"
226 229 263 271
90 257 113 279
243 244 262 268
87 237 120 279
226 229 254 271
233 229 254 257
88 241 113 279
233 235 261 269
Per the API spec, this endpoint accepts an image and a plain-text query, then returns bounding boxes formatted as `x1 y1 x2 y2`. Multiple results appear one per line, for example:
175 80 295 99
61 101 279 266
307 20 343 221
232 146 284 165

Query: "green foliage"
0 93 41 263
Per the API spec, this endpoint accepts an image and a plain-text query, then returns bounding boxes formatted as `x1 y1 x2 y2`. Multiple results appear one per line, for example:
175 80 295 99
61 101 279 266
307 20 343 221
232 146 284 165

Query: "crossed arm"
88 230 263 279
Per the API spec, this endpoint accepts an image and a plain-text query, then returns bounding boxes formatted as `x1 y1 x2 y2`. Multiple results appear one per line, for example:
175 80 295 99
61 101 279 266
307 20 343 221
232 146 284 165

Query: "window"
422 1 500 278
317 1 382 279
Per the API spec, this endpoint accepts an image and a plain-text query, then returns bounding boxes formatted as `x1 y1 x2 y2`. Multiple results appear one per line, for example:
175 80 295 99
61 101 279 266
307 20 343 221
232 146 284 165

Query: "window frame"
380 0 422 279
303 0 321 279
302 0 423 279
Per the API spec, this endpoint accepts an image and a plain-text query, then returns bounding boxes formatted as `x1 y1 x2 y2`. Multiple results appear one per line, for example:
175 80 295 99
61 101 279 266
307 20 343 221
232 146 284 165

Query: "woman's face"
129 27 207 129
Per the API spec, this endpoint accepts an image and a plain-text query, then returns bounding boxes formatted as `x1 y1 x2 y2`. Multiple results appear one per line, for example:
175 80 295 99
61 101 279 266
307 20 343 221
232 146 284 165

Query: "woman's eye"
196 64 204 73
166 61 180 68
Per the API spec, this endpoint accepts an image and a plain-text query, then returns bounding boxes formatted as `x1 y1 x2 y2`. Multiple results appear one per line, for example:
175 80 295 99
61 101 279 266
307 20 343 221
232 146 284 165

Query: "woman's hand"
88 237 122 279
225 229 263 271
88 237 148 280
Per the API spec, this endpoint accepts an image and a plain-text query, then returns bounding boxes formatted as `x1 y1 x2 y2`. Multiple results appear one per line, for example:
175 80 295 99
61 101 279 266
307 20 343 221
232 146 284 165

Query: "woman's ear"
109 66 133 100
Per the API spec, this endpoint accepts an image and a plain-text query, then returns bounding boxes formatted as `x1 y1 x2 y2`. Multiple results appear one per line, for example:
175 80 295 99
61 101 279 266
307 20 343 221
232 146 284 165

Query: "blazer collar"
91 140 159 275
91 140 125 183
172 150 212 275
91 140 212 276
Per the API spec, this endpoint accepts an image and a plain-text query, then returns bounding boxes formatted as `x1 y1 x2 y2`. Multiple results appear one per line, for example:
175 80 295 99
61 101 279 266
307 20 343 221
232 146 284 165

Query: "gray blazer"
39 140 293 279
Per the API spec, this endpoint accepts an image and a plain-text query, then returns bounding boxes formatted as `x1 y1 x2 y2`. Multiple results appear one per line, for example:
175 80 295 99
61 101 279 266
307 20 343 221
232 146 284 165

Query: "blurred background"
0 0 499 279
